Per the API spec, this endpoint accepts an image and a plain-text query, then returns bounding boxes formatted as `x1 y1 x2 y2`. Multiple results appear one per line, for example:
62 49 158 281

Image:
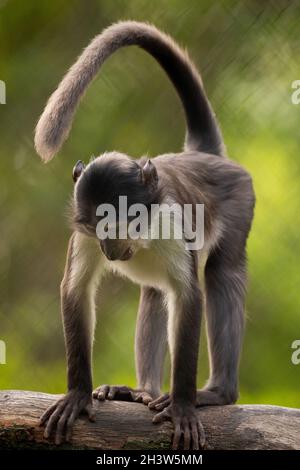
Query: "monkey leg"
197 244 247 406
93 287 167 405
150 247 248 412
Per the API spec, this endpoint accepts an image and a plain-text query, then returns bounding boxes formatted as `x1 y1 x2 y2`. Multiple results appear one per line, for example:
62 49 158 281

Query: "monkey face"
72 152 160 244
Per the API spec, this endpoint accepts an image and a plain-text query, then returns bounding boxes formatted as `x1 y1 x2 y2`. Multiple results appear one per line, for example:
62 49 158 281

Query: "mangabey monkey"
35 21 255 450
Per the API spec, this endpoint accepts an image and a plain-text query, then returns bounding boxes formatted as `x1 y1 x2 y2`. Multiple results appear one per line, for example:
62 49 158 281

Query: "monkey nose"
120 247 133 261
105 252 118 261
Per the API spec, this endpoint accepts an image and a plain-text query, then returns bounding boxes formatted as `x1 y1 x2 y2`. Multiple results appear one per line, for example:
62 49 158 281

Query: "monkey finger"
44 402 65 439
197 418 206 448
55 404 72 445
190 419 199 450
172 421 182 450
40 402 59 426
66 405 79 442
183 418 191 450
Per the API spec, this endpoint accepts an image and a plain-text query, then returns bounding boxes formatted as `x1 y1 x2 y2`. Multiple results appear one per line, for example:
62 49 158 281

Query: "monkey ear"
141 159 158 190
72 160 85 183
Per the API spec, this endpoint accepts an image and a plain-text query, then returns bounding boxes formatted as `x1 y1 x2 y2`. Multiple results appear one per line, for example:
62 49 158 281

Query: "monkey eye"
72 160 85 182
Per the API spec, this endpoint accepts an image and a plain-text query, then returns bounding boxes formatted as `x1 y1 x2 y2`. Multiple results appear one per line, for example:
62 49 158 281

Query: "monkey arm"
168 287 201 406
40 232 103 444
151 257 205 450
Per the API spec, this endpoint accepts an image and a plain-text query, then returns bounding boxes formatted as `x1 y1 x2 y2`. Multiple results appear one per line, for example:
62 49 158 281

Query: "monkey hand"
40 389 95 444
93 384 154 405
152 401 206 450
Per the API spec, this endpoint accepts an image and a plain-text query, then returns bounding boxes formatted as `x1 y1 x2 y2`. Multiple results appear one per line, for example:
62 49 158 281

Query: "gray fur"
35 21 225 162
61 235 93 393
135 287 168 398
169 253 202 404
37 22 255 449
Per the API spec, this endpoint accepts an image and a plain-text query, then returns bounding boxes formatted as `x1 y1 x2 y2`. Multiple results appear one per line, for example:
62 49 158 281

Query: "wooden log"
0 391 299 450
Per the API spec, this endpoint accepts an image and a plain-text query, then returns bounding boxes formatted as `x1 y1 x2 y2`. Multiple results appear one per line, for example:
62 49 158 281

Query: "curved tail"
35 21 225 162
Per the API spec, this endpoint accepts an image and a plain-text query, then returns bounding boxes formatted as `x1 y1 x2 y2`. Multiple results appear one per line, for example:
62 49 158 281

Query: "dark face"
72 152 159 261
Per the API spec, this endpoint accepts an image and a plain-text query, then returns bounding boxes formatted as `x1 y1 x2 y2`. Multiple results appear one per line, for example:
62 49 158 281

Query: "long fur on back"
35 21 225 162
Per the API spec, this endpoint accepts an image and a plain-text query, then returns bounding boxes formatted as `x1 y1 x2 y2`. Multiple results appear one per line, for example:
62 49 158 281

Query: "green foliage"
0 0 299 407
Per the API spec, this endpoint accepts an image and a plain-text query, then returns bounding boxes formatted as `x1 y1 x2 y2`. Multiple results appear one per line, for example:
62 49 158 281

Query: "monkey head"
72 152 159 261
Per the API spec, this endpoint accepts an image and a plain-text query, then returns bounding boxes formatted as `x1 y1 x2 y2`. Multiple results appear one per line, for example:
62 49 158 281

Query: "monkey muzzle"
100 240 133 261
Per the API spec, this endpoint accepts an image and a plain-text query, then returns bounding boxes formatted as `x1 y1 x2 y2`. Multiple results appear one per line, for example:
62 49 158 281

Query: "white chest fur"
106 238 192 293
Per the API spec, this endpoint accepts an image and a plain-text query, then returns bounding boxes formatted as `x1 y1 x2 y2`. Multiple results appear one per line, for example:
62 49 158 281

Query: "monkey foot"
152 402 206 450
40 389 95 444
196 388 237 406
93 385 154 405
149 388 237 411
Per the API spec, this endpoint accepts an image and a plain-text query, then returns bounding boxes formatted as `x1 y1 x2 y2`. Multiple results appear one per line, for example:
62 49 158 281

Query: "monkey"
35 21 255 450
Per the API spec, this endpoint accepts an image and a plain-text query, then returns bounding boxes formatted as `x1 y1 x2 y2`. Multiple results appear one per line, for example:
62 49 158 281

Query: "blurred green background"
0 0 299 407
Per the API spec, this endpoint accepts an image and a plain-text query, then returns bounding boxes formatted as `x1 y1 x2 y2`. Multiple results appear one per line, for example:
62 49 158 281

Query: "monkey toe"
133 391 154 405
152 406 171 424
93 385 135 402
196 388 237 407
148 393 170 410
93 384 110 400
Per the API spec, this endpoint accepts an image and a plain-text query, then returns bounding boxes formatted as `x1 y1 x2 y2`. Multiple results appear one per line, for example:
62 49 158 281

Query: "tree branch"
0 391 299 450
